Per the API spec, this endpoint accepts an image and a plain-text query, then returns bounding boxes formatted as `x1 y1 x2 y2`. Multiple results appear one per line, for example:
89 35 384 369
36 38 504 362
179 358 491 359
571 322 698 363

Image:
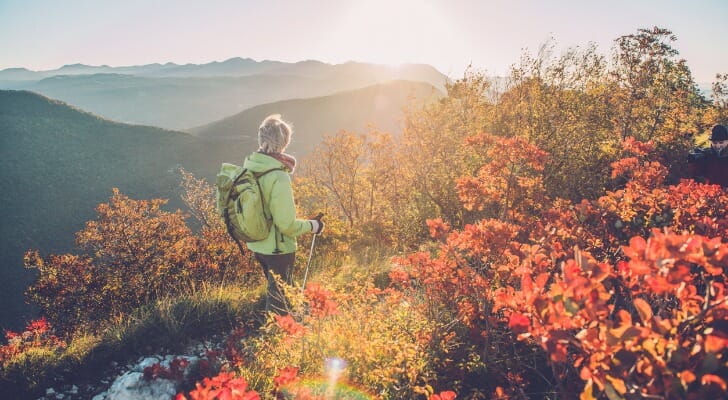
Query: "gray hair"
258 114 292 153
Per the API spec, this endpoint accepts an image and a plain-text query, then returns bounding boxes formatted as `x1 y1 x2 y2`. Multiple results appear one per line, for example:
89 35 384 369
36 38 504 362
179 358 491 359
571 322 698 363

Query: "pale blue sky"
0 0 725 82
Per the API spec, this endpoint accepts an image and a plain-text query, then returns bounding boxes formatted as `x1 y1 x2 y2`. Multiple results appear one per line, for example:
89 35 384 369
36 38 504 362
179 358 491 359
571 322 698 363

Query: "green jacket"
242 152 312 255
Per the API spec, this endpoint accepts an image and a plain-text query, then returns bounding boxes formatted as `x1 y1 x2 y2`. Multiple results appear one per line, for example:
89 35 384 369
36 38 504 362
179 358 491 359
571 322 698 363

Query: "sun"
324 0 466 69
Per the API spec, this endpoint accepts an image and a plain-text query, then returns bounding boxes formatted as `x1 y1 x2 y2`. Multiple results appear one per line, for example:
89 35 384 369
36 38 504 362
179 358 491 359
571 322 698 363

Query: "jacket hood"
243 152 290 173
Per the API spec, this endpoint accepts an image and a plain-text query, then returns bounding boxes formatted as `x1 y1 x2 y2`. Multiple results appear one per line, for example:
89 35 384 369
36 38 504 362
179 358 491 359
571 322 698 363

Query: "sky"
0 0 726 83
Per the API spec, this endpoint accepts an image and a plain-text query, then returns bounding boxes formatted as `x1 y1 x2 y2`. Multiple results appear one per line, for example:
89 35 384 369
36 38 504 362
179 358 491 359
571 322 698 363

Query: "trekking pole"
301 233 316 295
301 213 323 295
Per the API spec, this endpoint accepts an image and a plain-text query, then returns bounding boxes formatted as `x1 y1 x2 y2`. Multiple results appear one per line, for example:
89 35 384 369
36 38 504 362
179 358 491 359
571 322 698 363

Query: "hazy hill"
0 59 447 130
19 73 329 130
0 90 255 331
191 80 443 154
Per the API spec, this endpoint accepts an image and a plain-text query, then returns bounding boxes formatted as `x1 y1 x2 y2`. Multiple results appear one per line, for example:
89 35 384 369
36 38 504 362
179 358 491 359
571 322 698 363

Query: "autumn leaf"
632 298 653 323
508 313 530 335
701 374 727 391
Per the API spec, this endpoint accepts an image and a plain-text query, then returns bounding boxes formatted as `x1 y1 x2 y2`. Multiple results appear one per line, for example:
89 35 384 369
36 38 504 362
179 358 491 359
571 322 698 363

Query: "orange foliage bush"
494 231 728 399
303 283 339 318
176 372 260 400
457 133 548 224
24 172 257 334
392 136 727 398
429 391 457 400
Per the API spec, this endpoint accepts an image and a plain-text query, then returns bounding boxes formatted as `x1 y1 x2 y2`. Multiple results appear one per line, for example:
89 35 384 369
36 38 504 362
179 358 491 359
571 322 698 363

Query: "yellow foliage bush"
236 273 438 399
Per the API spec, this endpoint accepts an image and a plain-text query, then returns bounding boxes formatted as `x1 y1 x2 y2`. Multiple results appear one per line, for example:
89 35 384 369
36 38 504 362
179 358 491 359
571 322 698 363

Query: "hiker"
687 124 728 187
243 114 324 314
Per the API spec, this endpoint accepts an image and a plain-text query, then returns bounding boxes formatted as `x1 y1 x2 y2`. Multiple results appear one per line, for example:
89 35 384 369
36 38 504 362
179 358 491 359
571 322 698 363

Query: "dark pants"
254 252 295 314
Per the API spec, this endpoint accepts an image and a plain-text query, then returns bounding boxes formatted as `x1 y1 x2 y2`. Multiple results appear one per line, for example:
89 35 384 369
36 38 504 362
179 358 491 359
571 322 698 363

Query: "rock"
105 371 178 400
39 338 220 400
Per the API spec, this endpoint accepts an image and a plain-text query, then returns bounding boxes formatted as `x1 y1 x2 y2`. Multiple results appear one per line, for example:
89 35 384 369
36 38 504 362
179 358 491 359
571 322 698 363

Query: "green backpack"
216 162 282 244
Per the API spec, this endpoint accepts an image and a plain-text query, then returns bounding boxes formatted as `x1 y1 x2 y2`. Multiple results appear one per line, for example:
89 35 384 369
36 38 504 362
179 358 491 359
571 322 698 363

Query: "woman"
244 114 324 314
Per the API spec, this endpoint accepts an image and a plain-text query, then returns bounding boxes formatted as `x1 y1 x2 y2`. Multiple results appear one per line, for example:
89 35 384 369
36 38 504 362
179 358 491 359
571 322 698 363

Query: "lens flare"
325 357 346 399
326 357 346 377
279 358 373 399
281 379 373 400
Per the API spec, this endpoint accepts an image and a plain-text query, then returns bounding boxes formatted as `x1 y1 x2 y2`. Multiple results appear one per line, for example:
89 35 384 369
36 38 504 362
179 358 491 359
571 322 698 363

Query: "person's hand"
309 213 324 235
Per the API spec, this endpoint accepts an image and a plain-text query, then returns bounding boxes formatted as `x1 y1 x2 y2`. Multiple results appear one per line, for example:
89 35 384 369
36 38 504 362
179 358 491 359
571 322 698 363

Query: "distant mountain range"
0 79 439 330
0 58 448 81
0 58 448 129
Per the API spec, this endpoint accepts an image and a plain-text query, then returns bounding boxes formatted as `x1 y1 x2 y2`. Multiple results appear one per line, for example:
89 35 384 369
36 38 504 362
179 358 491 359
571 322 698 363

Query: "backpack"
216 162 282 244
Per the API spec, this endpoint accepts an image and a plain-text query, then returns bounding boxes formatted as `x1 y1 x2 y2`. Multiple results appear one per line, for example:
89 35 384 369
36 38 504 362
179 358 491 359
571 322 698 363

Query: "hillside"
0 91 256 331
191 80 442 154
0 59 448 130
18 73 329 130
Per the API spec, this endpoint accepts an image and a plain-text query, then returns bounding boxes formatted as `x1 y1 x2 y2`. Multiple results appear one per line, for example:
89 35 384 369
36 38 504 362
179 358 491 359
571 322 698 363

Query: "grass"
101 282 264 353
300 243 398 290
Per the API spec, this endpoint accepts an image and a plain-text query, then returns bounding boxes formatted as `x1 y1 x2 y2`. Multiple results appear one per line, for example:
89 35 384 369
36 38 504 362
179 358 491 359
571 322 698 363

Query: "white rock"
92 392 107 400
106 371 178 400
46 388 56 395
69 385 79 394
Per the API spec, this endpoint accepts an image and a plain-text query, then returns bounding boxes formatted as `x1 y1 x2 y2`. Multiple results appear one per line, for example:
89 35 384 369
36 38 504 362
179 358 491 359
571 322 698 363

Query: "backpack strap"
253 167 284 179
222 208 248 259
251 167 284 218
253 167 284 254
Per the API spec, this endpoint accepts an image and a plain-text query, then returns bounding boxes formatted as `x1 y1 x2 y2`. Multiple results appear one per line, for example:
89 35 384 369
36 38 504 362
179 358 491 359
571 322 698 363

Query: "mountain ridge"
1 59 447 129
0 58 447 84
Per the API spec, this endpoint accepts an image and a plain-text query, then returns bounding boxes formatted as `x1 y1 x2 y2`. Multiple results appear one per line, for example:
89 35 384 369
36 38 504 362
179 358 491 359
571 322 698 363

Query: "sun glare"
327 0 465 68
